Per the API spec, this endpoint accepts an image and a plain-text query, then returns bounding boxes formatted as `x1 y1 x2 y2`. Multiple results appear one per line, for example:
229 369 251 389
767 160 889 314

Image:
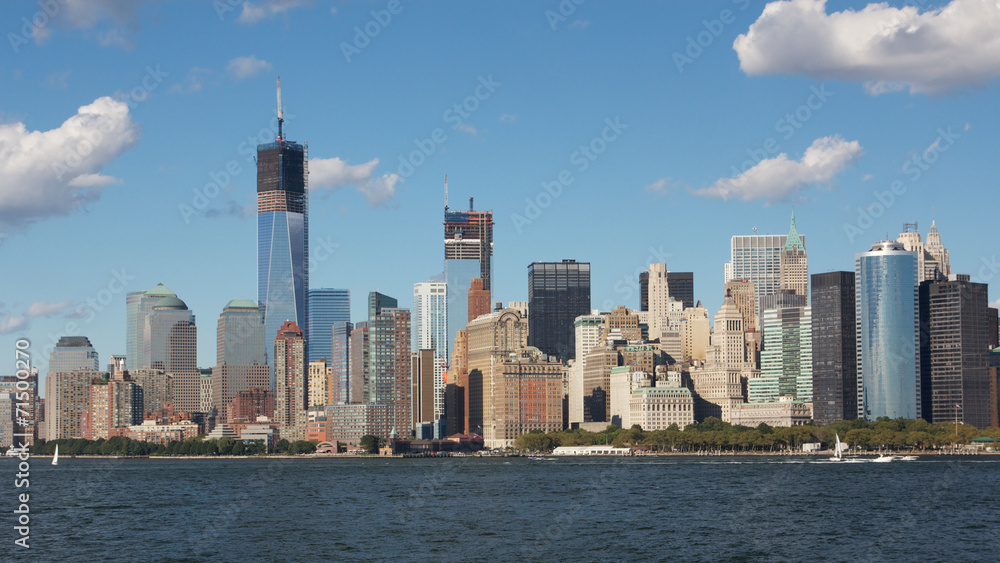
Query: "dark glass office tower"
528 260 591 361
811 272 857 424
666 272 695 309
639 270 649 311
919 275 990 427
258 80 307 372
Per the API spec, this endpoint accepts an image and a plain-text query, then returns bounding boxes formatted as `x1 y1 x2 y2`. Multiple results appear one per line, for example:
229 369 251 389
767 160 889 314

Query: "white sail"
52 444 59 466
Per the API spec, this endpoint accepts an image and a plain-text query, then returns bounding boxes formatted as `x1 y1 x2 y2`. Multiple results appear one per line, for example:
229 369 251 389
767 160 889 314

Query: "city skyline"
2 1 1000 379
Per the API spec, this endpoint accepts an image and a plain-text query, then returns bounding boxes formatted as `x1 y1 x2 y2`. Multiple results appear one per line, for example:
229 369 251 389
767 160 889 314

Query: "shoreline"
11 450 996 460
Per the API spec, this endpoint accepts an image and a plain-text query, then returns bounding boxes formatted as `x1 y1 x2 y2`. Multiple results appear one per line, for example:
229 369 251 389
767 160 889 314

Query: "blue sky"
2 0 999 383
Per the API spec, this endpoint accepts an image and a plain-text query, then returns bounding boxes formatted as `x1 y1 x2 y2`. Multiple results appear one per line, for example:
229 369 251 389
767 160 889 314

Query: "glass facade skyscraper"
126 283 177 371
44 336 100 441
414 281 448 418
528 260 592 361
258 130 308 372
855 241 919 420
306 288 350 364
143 296 199 412
330 321 353 404
444 197 493 356
750 305 812 403
212 299 270 422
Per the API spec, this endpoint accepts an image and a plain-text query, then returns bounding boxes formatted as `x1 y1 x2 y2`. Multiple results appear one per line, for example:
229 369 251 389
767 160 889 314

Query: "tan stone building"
690 296 756 422
466 308 528 435
485 347 564 448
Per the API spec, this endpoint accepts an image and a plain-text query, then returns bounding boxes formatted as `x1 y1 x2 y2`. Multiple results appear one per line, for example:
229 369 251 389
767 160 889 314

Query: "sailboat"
51 445 59 466
831 433 845 461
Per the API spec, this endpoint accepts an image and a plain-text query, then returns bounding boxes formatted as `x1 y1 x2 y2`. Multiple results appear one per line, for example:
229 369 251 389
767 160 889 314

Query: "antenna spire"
277 76 284 141
444 174 449 210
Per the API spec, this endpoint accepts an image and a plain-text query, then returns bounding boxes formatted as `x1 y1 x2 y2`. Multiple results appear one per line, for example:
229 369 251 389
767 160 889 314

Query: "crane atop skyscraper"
444 174 449 211
277 76 284 141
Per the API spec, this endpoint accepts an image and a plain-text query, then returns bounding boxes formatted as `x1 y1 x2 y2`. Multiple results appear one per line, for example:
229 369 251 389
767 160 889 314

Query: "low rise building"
128 419 200 445
730 397 813 427
630 385 695 431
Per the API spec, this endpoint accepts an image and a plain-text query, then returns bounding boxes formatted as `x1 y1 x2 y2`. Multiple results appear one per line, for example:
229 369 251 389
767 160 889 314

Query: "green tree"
359 435 382 454
275 439 291 453
231 440 246 455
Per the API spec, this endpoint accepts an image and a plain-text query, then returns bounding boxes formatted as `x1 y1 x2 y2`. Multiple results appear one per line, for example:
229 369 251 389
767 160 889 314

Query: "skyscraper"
724 279 757 333
211 299 270 423
919 275 990 427
527 260 591 361
467 308 529 434
898 221 951 282
44 337 100 441
413 281 448 419
648 263 670 339
258 80 308 371
666 272 695 310
274 320 307 441
126 283 176 371
856 241 919 420
725 226 805 317
750 305 812 404
143 296 199 412
468 278 490 321
348 321 370 404
811 272 858 424
329 321 352 404
444 187 494 352
569 312 605 425
370 306 411 437
306 288 350 364
780 213 809 300
411 349 436 429
368 291 398 321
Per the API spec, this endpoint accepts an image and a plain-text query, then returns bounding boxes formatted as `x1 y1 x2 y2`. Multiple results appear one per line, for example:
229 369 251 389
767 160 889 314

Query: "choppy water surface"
3 455 998 561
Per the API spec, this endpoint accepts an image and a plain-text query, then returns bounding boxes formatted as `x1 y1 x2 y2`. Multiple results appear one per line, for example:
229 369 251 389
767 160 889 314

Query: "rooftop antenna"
444 174 449 211
753 226 758 235
277 76 284 141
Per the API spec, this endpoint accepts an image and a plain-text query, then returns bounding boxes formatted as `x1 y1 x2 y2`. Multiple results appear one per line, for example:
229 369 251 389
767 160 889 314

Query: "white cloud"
990 298 1000 309
309 156 400 206
24 300 74 317
0 97 139 228
568 19 590 30
169 67 213 94
359 174 401 206
862 173 874 181
694 135 862 204
645 178 677 199
42 0 147 49
499 113 518 123
227 56 273 80
733 0 1000 95
239 0 309 24
457 123 478 136
0 300 75 334
0 316 28 334
310 157 379 188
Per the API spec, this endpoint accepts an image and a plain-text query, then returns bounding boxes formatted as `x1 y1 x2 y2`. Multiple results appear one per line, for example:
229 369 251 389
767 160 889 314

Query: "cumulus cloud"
0 97 139 228
733 0 1000 95
457 123 478 136
227 56 272 80
239 0 309 24
309 156 400 206
170 67 213 94
37 0 148 49
0 300 74 334
645 177 679 199
694 135 862 204
25 300 74 317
